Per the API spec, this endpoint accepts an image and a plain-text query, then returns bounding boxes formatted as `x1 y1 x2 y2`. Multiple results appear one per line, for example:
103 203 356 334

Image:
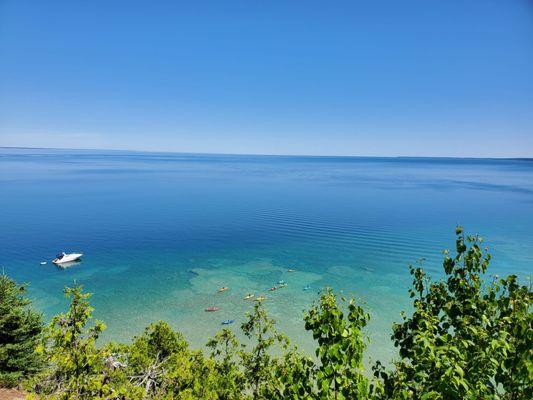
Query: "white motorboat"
53 252 83 264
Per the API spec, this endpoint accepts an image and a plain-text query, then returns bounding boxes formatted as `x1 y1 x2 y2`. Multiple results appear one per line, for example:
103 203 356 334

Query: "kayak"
221 320 234 325
243 294 254 300
205 306 221 312
218 287 229 293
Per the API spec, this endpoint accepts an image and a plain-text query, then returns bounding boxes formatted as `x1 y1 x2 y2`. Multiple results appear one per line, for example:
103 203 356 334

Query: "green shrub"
377 227 533 399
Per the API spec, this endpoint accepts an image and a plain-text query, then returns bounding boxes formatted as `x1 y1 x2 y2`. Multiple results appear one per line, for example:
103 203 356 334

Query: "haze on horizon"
1 1 532 158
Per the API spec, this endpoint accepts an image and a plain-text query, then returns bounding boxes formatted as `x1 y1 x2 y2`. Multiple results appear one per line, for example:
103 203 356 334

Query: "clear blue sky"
1 1 532 157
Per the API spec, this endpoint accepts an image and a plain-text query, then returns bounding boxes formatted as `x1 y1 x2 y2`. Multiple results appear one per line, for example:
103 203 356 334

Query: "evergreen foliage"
0 274 43 387
28 285 112 399
206 328 243 399
239 302 288 399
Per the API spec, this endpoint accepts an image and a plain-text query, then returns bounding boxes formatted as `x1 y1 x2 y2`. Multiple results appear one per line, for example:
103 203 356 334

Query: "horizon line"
1 145 532 161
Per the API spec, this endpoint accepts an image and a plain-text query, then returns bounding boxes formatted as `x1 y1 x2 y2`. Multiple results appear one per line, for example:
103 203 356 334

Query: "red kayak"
205 306 221 312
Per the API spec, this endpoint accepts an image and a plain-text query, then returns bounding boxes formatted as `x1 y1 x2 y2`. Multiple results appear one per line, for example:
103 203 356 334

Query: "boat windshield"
55 253 64 259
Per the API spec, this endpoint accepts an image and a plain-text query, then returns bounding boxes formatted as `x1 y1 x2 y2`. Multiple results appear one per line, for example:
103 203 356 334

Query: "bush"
377 227 533 399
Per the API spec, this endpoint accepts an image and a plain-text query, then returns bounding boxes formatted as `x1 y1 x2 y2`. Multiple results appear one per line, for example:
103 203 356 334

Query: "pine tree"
0 273 43 387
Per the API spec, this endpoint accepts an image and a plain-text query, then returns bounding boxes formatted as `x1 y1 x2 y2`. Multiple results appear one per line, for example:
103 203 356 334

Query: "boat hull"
53 253 83 264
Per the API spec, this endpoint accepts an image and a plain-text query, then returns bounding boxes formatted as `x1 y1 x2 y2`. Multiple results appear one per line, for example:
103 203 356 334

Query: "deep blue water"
1 148 532 363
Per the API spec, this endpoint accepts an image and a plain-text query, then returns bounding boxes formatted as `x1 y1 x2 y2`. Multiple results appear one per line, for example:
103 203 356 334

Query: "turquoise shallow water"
1 148 532 364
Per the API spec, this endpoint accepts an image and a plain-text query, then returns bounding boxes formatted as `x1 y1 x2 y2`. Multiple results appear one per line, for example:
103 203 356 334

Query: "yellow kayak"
243 294 254 300
218 287 229 293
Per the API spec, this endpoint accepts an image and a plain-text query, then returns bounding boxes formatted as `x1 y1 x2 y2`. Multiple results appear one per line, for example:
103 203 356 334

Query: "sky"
0 1 532 157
